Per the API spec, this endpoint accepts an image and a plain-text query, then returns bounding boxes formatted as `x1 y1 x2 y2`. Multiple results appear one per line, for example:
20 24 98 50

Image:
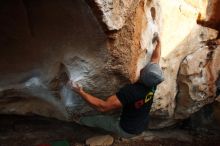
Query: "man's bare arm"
151 37 161 64
70 83 122 112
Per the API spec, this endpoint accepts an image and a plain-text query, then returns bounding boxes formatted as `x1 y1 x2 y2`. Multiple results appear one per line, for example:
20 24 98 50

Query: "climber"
69 33 164 138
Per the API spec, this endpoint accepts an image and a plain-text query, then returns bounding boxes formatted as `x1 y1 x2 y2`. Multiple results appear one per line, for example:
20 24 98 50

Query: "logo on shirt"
134 91 154 109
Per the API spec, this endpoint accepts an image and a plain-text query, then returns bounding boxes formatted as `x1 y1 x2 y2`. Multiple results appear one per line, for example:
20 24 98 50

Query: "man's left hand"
68 81 83 94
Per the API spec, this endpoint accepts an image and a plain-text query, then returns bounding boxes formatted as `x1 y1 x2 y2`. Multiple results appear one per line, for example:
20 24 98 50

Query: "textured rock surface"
0 0 110 120
89 0 135 31
149 27 218 128
105 0 162 82
175 40 220 119
0 0 220 130
146 0 219 129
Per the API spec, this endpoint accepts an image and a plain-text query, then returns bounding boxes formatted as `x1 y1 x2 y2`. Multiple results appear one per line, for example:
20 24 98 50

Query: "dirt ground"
0 115 220 146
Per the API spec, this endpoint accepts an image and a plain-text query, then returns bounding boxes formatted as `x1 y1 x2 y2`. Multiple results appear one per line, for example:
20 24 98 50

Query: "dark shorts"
79 115 137 138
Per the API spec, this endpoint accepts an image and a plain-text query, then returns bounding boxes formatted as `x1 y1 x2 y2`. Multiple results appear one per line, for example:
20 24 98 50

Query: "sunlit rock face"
0 0 220 129
149 27 218 128
148 0 219 128
175 40 220 119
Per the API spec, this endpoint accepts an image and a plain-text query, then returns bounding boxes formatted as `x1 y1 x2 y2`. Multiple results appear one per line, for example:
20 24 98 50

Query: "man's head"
140 63 164 87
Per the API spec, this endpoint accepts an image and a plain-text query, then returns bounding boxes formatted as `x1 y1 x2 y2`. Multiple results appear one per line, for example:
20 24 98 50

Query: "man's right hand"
152 32 159 44
150 33 161 64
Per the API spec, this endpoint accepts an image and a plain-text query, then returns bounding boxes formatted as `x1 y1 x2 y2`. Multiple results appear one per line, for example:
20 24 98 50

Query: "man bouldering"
69 35 164 138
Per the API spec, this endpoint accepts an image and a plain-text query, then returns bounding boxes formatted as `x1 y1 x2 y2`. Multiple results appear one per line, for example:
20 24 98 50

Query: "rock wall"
149 26 218 128
0 0 110 120
0 0 220 129
175 40 220 118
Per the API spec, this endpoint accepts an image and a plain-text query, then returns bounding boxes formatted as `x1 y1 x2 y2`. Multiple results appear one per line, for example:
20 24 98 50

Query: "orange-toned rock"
197 0 220 33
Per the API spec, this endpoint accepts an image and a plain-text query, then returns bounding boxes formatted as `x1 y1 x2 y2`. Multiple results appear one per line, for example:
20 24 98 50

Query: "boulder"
175 40 220 119
0 0 219 130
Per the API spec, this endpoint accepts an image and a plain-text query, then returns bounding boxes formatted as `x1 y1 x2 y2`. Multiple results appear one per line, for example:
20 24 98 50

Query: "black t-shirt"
116 82 156 134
